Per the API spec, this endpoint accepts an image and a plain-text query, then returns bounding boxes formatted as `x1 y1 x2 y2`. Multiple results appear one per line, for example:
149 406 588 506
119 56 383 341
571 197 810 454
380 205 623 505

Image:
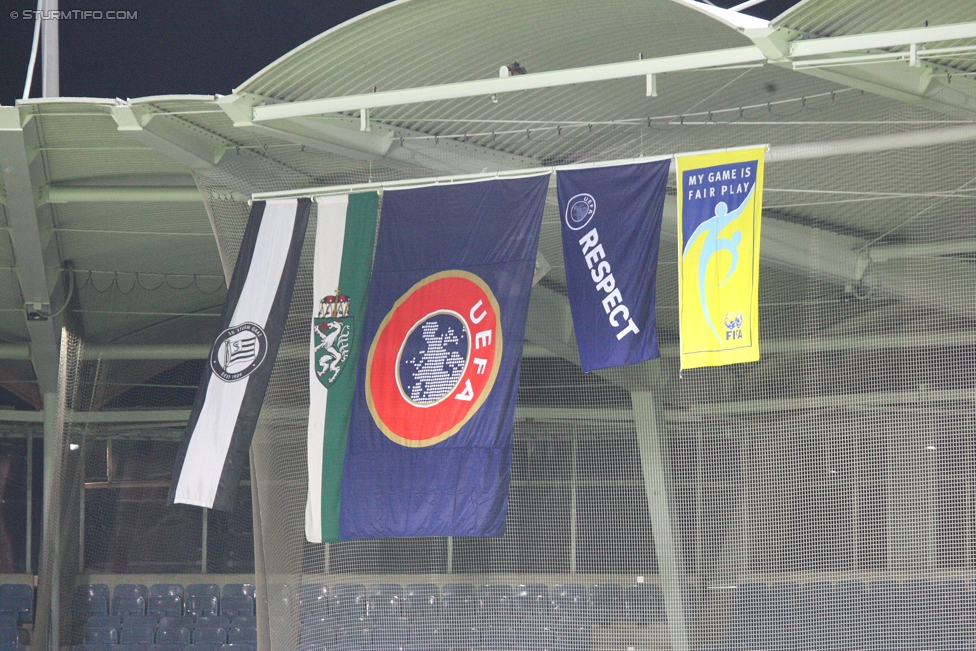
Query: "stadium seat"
228 627 257 645
371 618 409 650
222 645 254 651
114 584 149 600
112 595 146 617
87 614 122 629
935 579 971 648
0 616 14 631
0 644 25 651
186 645 216 651
0 585 32 624
552 584 586 621
152 584 185 599
186 595 219 618
624 584 664 625
300 584 330 623
407 623 444 651
156 626 192 645
516 617 554 651
84 627 118 645
404 584 439 624
193 628 228 645
187 584 222 598
232 615 256 628
0 628 16 645
222 584 255 599
195 616 232 630
515 584 550 621
75 585 110 620
367 584 404 622
554 617 592 651
477 584 513 626
119 626 155 645
220 595 254 618
335 624 369 651
159 615 195 629
156 645 187 651
123 613 158 626
74 646 111 651
441 584 477 628
333 584 367 626
117 645 148 651
587 584 623 625
149 595 184 618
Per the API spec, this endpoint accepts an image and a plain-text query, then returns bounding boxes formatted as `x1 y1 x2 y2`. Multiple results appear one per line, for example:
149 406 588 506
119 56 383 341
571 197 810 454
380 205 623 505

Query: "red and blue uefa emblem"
365 270 502 447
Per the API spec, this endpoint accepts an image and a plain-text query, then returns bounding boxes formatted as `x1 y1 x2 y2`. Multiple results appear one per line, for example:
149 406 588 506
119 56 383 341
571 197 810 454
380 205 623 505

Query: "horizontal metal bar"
252 46 766 120
0 344 31 360
790 21 976 58
81 344 211 360
45 186 202 203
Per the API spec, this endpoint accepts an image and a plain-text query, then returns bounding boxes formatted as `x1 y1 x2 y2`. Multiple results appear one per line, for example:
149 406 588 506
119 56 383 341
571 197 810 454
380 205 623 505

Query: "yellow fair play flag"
676 147 765 370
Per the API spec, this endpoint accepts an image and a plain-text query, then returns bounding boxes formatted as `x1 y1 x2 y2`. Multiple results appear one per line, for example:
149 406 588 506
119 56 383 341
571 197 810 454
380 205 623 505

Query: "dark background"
1 0 799 106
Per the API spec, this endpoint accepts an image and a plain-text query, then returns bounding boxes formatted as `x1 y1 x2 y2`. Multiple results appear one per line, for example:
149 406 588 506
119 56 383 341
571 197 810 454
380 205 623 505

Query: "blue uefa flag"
556 160 670 372
339 175 549 539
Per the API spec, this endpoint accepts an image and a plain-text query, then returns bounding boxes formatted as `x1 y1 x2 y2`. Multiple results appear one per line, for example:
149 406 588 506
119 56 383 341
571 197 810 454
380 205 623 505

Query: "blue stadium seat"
367 584 404 622
300 584 330 624
232 615 256 628
119 626 155 645
407 623 444 651
830 580 864 651
159 615 195 629
186 595 219 618
74 645 111 651
152 584 185 599
149 595 183 618
156 645 187 651
75 585 110 620
221 645 254 651
624 584 664 625
84 627 118 645
156 626 192 645
554 617 591 651
222 584 255 599
195 616 231 630
193 628 228 645
404 584 439 624
479 624 514 651
441 584 477 630
335 624 369 651
86 614 122 629
515 584 550 621
477 585 513 627
0 616 14 631
122 613 158 627
370 619 409 651
228 627 257 645
0 644 26 651
186 645 216 651
588 584 623 625
935 580 971 648
116 645 148 651
864 580 898 650
114 584 149 600
111 595 146 617
187 585 221 601
552 584 586 622
795 581 832 650
0 585 32 624
220 595 254 618
333 584 367 627
0 628 17 644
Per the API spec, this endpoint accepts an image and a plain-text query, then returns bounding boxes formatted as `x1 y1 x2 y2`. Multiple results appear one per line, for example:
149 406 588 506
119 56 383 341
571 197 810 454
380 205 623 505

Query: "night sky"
1 0 799 107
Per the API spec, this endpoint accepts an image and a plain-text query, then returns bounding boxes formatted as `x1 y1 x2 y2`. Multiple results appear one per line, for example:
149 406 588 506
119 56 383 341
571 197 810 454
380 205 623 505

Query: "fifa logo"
724 311 743 341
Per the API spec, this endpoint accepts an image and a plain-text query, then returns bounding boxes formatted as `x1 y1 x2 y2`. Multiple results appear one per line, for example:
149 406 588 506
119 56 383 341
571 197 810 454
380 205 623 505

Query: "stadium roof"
2 0 976 409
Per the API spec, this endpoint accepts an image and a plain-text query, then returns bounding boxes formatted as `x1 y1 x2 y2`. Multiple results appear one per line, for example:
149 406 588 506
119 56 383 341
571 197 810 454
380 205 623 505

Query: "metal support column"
42 392 59 651
41 0 58 98
201 508 208 574
26 430 32 574
632 390 689 651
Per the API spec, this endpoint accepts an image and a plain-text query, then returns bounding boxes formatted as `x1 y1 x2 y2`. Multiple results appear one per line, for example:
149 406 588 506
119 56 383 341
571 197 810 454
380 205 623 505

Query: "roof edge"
234 0 416 96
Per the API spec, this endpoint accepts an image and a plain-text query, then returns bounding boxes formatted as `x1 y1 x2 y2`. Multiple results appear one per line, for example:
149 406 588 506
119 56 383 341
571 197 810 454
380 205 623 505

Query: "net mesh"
38 96 976 651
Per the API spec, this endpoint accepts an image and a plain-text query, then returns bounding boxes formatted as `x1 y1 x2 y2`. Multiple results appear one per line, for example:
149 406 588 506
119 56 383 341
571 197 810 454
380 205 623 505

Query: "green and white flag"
305 192 378 543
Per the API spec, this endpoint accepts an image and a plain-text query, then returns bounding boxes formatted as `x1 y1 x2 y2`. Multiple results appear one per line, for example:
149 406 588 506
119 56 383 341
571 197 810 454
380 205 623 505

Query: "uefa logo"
365 270 502 448
564 193 596 231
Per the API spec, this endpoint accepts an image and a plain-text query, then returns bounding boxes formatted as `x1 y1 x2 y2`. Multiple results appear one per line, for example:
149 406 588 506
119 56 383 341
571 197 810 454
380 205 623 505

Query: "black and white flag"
170 198 310 510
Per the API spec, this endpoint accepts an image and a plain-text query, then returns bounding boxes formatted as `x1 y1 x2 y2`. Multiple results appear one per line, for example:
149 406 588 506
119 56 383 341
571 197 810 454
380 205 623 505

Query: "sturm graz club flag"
170 198 310 511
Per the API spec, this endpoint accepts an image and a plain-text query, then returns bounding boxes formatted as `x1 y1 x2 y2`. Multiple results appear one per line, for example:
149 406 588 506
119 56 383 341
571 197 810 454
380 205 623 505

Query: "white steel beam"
0 106 62 396
789 22 976 59
251 47 767 120
43 186 203 203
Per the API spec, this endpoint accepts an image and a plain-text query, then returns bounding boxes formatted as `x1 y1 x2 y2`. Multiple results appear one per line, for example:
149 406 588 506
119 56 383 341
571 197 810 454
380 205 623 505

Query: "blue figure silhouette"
683 185 754 339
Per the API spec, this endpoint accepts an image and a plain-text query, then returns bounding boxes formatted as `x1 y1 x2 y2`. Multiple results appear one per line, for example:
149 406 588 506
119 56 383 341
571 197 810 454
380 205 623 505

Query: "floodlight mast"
41 0 58 98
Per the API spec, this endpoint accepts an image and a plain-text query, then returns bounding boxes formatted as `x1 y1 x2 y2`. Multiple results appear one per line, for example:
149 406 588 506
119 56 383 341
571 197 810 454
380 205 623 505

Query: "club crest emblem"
313 290 354 388
365 270 502 448
210 322 267 382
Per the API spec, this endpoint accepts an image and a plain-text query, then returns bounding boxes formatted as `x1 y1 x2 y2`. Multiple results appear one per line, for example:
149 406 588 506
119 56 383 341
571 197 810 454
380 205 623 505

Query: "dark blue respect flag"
339 175 549 539
556 160 670 372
